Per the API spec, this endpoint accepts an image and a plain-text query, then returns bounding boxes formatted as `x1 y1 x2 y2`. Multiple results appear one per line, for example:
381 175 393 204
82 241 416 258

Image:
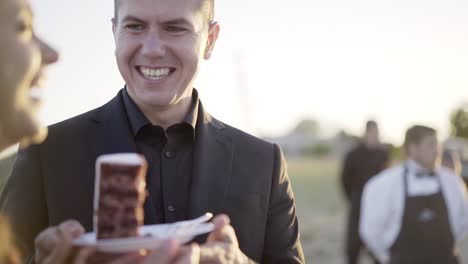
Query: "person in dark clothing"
0 0 58 263
341 120 390 264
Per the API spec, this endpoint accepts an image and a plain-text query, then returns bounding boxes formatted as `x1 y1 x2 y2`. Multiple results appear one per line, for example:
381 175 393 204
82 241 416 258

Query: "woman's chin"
5 113 48 148
19 126 48 148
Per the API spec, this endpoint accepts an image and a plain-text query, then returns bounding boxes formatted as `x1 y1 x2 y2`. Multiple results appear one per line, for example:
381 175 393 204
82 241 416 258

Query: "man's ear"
112 18 117 38
204 22 220 60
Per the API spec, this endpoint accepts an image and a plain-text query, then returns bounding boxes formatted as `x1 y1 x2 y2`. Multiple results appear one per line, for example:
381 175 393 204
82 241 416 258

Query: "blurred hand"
141 240 200 264
199 214 253 264
34 219 84 264
34 220 142 264
34 220 202 264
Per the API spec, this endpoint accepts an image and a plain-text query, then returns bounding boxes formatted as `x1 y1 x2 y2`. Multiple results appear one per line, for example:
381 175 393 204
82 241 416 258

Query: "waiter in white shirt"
360 125 468 264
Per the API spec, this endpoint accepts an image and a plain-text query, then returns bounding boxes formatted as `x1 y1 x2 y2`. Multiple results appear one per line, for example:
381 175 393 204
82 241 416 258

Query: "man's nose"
140 31 166 58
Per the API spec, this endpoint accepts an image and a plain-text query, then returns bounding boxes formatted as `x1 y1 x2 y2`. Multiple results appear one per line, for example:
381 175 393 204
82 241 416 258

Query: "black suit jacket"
1 90 304 263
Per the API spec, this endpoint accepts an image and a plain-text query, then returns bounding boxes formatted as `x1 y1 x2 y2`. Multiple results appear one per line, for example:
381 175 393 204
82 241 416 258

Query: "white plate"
73 213 214 253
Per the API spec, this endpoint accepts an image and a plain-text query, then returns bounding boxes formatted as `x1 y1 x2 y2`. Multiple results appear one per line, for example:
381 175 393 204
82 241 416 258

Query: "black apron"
389 166 459 264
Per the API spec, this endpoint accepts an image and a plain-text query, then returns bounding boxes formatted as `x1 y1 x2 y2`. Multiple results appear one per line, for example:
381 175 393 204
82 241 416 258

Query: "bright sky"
29 0 468 145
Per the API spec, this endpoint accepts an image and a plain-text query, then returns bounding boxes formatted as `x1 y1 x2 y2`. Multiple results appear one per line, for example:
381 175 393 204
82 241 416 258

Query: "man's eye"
165 26 186 33
125 24 144 31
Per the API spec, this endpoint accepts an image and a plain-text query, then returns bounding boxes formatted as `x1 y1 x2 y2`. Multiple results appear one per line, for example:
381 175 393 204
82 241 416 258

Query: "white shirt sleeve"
359 173 393 263
448 172 468 242
438 168 468 242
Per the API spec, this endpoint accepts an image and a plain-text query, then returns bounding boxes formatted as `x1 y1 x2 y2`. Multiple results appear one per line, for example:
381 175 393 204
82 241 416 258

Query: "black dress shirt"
122 88 199 224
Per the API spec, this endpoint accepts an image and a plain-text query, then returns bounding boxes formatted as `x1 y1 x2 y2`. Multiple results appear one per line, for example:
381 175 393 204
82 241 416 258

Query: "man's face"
409 134 440 169
364 126 379 147
112 0 219 111
0 0 58 149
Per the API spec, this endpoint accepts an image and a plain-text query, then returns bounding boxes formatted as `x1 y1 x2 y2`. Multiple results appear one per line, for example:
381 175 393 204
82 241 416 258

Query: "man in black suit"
0 0 304 263
341 120 389 264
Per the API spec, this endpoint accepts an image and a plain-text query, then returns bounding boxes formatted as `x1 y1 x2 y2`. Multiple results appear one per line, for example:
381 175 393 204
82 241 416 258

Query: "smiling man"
113 0 217 128
1 0 304 263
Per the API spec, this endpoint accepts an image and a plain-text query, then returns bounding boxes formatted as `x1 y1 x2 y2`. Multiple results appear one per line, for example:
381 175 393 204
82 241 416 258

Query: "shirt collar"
184 89 199 129
122 87 150 137
122 87 199 137
406 159 439 176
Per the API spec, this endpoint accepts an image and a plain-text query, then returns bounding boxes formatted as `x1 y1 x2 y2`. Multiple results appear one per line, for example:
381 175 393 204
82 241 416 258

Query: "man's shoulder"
46 106 102 140
47 93 120 135
41 98 118 150
211 117 279 160
438 167 466 188
49 107 99 130
220 122 273 146
366 164 403 190
346 142 364 156
361 165 404 207
438 167 459 178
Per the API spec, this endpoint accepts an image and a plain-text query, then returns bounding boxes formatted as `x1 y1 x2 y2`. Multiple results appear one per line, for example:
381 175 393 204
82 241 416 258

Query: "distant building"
264 130 357 158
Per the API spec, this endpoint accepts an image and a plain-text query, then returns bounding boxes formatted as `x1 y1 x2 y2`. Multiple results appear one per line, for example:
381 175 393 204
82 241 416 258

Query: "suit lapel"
94 90 137 154
91 89 158 224
189 102 234 218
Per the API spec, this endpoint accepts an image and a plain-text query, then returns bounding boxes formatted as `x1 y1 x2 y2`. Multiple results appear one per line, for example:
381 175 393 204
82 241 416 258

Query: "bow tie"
415 170 436 178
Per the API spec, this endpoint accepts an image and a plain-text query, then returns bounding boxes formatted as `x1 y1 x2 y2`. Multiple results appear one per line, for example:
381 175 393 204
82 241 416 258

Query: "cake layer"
95 153 147 240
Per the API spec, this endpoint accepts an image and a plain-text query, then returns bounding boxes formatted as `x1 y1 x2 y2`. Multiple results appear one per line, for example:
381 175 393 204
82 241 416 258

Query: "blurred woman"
0 0 59 151
0 0 58 263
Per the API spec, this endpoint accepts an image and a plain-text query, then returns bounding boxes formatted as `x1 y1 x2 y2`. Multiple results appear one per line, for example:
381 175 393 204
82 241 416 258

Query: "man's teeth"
139 67 171 80
29 87 42 101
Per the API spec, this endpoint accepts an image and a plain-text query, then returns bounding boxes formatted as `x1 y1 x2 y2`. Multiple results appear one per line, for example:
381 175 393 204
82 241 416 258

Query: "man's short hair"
113 0 215 22
366 120 378 130
404 125 437 149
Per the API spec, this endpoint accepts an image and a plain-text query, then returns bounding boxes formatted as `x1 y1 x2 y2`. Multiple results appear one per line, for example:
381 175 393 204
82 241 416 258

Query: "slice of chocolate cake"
94 153 148 240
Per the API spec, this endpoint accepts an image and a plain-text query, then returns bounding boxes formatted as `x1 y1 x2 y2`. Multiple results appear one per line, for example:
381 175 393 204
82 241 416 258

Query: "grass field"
287 157 350 263
288 157 468 263
288 158 343 216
